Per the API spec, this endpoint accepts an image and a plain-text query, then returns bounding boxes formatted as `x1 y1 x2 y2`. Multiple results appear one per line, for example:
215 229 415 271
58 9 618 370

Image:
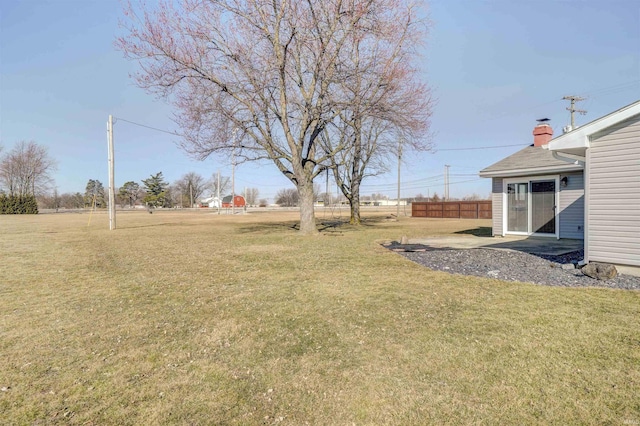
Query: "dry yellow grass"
1 210 639 425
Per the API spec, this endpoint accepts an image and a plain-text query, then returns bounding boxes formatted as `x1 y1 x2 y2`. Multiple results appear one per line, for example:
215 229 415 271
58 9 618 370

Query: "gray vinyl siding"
558 171 584 239
587 114 640 266
492 177 503 236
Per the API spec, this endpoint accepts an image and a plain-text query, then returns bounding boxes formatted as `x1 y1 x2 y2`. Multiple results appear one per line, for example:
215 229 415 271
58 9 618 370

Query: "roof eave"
547 100 640 154
479 164 583 178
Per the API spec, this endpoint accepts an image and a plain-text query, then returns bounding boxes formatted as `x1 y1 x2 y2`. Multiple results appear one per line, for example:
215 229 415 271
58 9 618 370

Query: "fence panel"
411 201 492 219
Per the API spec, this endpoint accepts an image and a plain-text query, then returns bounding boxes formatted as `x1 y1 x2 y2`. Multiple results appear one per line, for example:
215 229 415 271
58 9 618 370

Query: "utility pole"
444 164 450 201
325 168 329 208
562 96 587 128
107 115 116 230
217 171 221 214
396 139 403 218
231 128 238 215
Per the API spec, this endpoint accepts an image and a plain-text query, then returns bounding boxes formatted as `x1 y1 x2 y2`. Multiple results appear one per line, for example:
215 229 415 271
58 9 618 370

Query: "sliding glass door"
505 177 558 236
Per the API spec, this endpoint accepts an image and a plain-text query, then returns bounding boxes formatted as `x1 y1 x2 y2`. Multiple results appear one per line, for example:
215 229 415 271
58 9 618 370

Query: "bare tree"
462 193 483 201
0 141 56 196
320 4 433 224
117 0 429 234
51 192 84 209
275 188 299 207
244 188 259 206
174 172 207 207
209 174 231 199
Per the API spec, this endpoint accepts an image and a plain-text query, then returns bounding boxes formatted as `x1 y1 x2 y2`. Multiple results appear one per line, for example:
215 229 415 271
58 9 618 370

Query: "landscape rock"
561 263 576 270
580 262 618 280
395 248 640 290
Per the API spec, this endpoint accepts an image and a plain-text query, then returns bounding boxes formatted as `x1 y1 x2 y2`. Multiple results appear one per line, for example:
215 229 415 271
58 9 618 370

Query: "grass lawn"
1 209 639 425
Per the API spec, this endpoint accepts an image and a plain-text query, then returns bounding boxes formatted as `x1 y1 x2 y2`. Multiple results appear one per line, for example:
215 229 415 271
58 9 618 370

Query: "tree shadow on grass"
119 222 202 230
236 221 301 234
454 226 492 237
237 217 390 235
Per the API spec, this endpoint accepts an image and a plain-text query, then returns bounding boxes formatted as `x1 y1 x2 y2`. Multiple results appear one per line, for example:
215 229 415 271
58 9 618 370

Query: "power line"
434 143 527 152
448 178 483 185
114 117 181 136
468 80 639 124
580 80 640 98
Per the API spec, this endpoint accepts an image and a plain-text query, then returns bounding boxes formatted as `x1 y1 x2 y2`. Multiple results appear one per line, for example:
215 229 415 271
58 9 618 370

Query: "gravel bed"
389 245 640 290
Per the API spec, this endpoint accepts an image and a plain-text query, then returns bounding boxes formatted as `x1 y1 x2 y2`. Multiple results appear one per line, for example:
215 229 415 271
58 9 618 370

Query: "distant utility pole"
444 164 450 201
107 115 116 230
325 168 329 208
397 139 403 218
217 171 221 215
563 95 587 128
231 128 238 215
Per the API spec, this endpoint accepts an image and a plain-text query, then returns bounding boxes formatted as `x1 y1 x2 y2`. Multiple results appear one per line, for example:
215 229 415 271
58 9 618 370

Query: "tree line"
38 171 263 210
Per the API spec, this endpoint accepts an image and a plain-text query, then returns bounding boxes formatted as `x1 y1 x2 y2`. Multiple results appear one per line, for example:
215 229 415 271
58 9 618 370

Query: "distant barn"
222 195 246 208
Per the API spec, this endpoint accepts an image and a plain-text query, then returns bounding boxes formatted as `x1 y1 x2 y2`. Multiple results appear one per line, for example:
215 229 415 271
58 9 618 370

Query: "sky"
1 0 639 203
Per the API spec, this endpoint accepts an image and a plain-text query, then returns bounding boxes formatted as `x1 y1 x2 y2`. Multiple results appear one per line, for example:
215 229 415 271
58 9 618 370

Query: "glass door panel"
507 182 528 232
531 181 555 234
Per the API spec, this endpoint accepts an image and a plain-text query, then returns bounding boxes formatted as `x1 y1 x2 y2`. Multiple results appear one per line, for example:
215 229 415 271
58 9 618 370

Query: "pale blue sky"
1 0 639 202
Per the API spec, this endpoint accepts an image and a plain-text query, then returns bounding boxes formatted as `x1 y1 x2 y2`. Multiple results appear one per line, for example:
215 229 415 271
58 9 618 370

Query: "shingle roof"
479 145 583 177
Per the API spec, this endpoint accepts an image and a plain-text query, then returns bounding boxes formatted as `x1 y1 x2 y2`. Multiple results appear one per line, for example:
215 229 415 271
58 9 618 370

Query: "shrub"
0 194 39 214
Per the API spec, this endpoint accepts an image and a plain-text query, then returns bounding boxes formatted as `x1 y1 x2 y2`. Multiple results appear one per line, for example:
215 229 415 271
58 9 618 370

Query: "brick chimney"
533 118 553 147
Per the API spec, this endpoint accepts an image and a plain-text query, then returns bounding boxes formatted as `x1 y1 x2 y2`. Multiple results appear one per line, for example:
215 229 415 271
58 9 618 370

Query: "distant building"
222 195 246 208
199 196 221 208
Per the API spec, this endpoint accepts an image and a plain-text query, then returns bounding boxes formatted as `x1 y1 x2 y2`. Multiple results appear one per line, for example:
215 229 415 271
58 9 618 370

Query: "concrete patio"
407 235 584 256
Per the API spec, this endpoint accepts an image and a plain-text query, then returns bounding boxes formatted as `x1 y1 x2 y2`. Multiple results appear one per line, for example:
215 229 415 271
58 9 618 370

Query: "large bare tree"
0 141 56 197
321 6 433 224
117 0 429 233
174 172 208 207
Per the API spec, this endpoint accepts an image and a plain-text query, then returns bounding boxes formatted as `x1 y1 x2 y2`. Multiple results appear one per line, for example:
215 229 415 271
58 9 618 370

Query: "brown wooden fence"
411 201 492 219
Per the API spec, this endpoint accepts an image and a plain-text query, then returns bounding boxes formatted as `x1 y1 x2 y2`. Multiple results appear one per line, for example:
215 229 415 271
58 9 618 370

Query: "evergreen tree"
119 181 141 207
142 172 169 208
84 179 106 208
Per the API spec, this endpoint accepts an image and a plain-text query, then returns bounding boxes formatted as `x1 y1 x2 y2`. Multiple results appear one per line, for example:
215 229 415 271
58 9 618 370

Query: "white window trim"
502 175 560 239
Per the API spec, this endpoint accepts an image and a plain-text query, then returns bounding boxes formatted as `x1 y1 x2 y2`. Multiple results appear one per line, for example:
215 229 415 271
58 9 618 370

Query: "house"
479 120 585 240
480 100 640 269
222 195 246 208
199 196 221 208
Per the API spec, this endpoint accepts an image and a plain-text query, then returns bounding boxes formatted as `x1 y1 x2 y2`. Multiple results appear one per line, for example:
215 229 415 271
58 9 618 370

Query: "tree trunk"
297 180 317 234
349 183 361 225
